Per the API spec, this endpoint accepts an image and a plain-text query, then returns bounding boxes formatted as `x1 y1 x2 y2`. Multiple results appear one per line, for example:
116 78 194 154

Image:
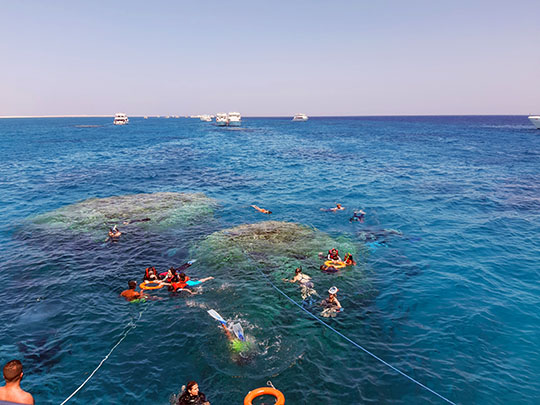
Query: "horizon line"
0 114 533 119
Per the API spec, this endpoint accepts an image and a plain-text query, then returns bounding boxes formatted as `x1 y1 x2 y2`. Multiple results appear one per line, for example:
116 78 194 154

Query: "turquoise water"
0 116 539 404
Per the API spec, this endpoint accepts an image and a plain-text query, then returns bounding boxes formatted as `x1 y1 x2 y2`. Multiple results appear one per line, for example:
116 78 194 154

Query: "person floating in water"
320 263 339 273
143 266 160 282
120 280 146 302
122 218 151 225
321 203 345 212
349 210 366 222
165 272 214 294
343 253 356 266
0 360 34 405
327 248 342 262
320 286 342 318
105 225 122 242
251 205 272 214
283 267 316 300
176 381 210 405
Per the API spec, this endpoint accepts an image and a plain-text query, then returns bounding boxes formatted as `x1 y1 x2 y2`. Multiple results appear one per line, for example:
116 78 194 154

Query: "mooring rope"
256 267 457 405
59 304 149 405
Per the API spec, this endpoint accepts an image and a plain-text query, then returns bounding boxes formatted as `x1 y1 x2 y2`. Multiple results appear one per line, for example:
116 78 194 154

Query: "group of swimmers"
282 246 355 317
120 260 214 302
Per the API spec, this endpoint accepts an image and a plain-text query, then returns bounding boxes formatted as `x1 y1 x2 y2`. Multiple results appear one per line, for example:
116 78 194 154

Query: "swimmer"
283 267 316 300
327 248 342 262
176 381 210 405
105 225 122 242
343 252 356 266
0 360 34 405
321 203 345 212
320 264 339 273
165 272 214 294
120 280 146 302
143 266 159 282
320 286 342 317
349 210 366 223
122 218 151 225
251 205 272 214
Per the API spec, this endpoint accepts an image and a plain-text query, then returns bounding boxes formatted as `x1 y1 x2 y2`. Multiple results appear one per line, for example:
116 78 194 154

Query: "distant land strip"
0 115 115 119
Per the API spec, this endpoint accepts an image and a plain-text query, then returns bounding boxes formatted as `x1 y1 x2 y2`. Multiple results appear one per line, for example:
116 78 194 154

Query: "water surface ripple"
0 116 539 404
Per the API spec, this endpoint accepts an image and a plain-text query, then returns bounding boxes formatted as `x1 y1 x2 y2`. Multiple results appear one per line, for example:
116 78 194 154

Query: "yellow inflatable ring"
244 387 285 405
140 281 163 290
324 260 346 269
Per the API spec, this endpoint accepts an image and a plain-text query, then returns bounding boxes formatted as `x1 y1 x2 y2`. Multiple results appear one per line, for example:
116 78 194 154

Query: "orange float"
244 387 285 405
324 260 346 269
140 281 163 290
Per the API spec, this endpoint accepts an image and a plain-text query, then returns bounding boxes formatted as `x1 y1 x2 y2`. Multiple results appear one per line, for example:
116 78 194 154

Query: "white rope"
59 307 147 404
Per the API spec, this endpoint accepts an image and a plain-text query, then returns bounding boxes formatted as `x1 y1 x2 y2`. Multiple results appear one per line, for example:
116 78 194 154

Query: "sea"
0 116 538 404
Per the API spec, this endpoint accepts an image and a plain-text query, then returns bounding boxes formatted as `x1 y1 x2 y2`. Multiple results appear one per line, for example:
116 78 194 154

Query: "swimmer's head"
128 280 137 289
295 267 302 274
178 272 186 281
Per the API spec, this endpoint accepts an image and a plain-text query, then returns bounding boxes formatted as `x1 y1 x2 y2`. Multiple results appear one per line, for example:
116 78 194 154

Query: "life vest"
328 249 339 260
145 267 157 280
171 276 190 290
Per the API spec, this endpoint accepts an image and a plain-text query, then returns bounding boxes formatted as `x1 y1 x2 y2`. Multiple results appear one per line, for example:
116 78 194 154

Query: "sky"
1 0 539 116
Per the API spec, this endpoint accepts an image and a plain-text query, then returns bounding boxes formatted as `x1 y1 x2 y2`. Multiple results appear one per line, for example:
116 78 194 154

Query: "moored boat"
113 113 129 125
528 115 540 129
293 113 308 121
216 113 228 126
228 112 241 126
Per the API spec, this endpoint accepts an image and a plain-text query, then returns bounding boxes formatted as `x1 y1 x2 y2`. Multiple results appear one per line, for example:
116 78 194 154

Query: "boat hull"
528 116 540 129
228 120 241 127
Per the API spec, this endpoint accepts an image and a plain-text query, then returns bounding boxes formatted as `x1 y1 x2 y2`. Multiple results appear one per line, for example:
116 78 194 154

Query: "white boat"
528 115 540 129
228 112 241 126
200 114 212 122
113 113 128 125
293 113 308 121
216 113 228 126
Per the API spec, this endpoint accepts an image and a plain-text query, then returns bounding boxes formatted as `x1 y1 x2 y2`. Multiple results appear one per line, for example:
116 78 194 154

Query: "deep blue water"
0 116 539 404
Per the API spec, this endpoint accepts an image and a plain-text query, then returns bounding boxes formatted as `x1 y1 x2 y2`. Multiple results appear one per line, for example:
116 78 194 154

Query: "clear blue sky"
1 1 539 116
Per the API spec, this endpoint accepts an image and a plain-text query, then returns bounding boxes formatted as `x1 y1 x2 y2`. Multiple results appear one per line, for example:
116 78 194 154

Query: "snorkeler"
165 272 214 294
327 248 342 262
343 253 356 266
143 267 159 282
320 264 339 273
349 210 366 222
207 309 250 357
251 205 272 214
120 280 146 302
176 381 210 405
321 203 345 212
105 225 122 242
122 218 151 225
320 286 342 317
283 267 316 300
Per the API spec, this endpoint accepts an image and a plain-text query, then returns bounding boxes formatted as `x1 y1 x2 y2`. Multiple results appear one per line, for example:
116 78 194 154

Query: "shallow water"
0 116 539 404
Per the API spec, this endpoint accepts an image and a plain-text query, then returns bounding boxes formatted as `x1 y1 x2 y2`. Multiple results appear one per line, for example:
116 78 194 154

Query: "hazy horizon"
1 1 539 116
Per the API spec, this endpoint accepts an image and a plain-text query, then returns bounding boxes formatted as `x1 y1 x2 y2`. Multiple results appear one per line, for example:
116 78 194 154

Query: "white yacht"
200 114 212 122
216 113 228 126
228 112 241 126
113 113 129 125
528 115 540 129
293 113 308 121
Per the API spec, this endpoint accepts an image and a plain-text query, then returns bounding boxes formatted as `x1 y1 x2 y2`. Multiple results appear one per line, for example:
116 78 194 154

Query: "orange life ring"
140 281 163 290
244 387 285 405
324 260 346 269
